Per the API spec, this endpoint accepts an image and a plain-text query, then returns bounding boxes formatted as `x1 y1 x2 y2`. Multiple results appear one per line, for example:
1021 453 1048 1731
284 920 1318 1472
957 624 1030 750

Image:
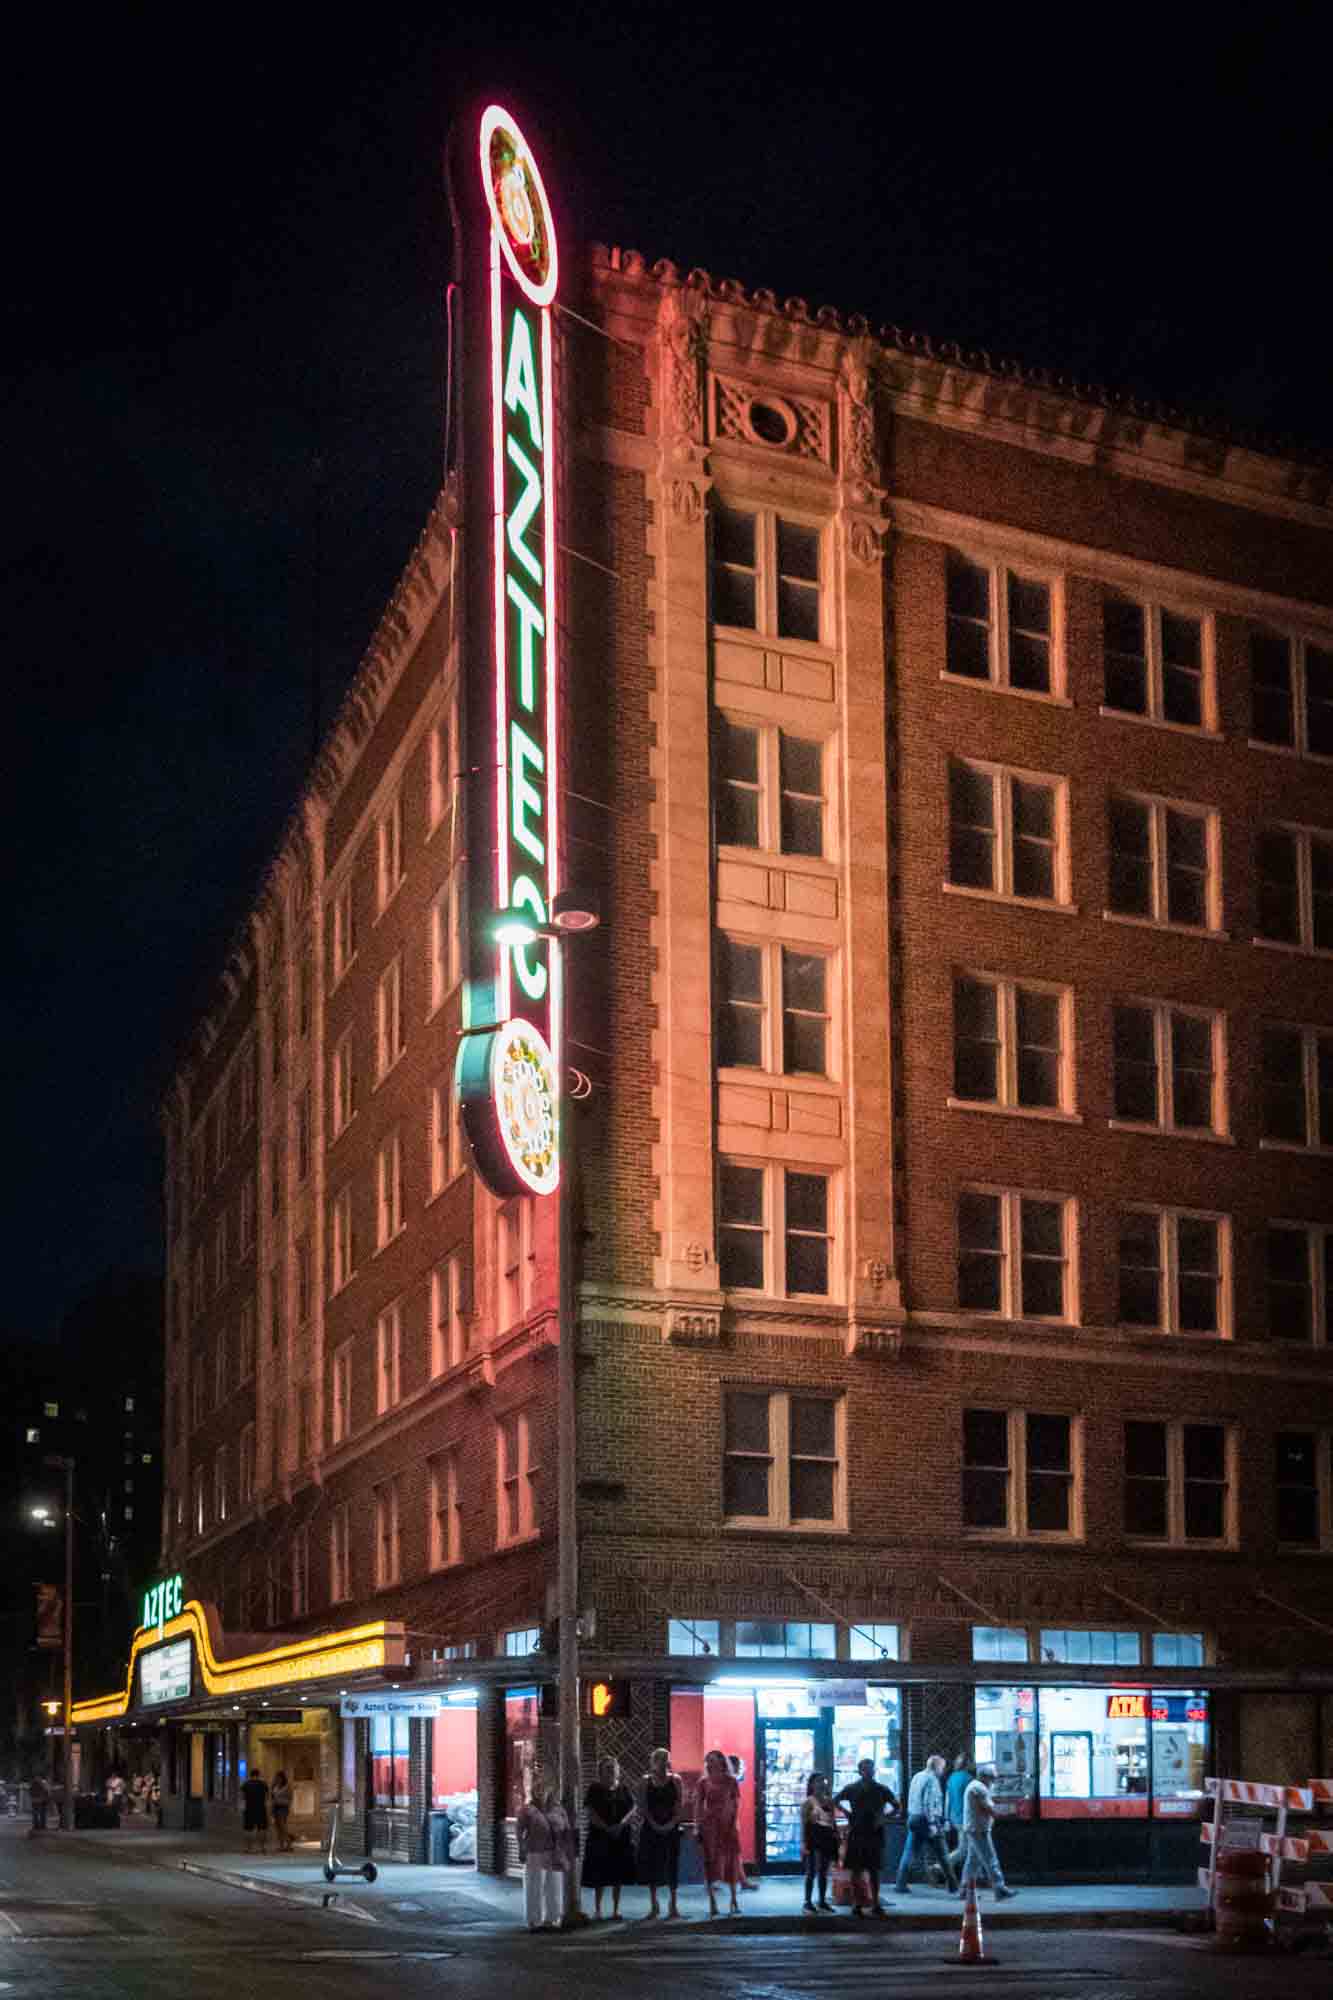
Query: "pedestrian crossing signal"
585 1679 630 1719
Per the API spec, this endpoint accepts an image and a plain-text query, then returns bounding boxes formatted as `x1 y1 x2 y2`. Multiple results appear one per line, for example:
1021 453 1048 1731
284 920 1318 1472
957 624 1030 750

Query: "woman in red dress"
695 1748 744 1916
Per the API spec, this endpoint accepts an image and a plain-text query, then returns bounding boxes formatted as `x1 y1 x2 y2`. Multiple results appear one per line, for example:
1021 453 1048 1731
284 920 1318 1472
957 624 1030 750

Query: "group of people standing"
517 1747 1017 1932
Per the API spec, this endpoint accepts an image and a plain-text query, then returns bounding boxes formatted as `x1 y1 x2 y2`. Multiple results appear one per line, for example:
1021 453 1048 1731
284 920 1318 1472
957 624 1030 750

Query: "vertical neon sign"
456 105 562 1198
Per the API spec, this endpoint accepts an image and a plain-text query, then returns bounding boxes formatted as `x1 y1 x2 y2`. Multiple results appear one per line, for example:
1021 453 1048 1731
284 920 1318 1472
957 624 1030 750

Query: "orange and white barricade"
1201 1779 1333 1930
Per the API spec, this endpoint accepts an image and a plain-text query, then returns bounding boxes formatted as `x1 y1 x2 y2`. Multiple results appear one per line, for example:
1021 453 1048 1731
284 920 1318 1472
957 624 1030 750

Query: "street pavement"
1 1817 1326 1997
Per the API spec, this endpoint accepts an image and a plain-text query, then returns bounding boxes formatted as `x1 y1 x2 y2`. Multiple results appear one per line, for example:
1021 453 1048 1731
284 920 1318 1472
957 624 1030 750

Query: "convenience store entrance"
758 1717 827 1869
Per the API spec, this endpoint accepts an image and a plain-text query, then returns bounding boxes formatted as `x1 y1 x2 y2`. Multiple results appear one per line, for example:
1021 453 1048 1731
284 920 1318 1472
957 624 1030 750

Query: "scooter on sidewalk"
322 1800 378 1884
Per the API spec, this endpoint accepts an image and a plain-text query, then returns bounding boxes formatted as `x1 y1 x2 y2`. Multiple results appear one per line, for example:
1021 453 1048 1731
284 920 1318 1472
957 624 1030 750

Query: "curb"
176 1859 379 1923
574 1907 1199 1939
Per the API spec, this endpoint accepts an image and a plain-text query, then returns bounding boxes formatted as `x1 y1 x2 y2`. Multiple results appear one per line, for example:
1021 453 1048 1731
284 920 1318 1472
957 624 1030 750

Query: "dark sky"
5 13 1331 1342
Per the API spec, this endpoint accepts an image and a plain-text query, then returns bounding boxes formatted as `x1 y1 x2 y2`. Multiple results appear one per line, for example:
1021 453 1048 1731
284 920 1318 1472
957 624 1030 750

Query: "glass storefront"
973 1684 1208 1819
431 1692 479 1863
370 1712 410 1810
503 1686 540 1818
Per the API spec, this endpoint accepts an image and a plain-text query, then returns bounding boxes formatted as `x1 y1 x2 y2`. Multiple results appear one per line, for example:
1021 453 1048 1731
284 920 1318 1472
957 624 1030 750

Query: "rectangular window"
330 1503 351 1602
295 1085 312 1183
1262 1023 1333 1149
957 1190 1074 1321
237 1303 255 1383
213 1216 228 1295
503 1626 541 1658
330 1186 355 1293
952 974 1069 1111
431 1255 466 1375
376 956 406 1076
1039 1628 1140 1666
497 1410 537 1546
1256 826 1333 951
430 1076 462 1194
376 1130 404 1247
374 1477 401 1586
238 1423 255 1506
291 1530 308 1617
718 1161 833 1298
430 1450 461 1569
1117 1208 1226 1335
377 792 404 912
1266 1223 1332 1345
714 718 827 858
1125 1420 1232 1544
972 1627 1030 1662
214 1326 228 1406
429 694 459 831
429 870 464 1014
722 1389 844 1529
846 1622 901 1662
667 1618 721 1657
962 1409 1078 1538
192 1467 205 1538
1250 630 1333 757
297 952 312 1040
1275 1432 1330 1549
376 1302 402 1414
716 936 831 1076
331 1341 352 1444
332 1031 355 1139
735 1620 838 1659
1151 1632 1205 1668
213 1445 228 1525
1103 596 1209 728
1107 796 1218 931
332 879 357 981
239 1051 255 1130
1112 1000 1225 1134
712 504 822 643
238 1174 255 1258
946 552 1056 694
948 761 1067 904
498 1198 534 1330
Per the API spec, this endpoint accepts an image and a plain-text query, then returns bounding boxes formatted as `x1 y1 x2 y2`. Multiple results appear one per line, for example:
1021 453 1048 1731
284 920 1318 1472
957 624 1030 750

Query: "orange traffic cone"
958 1882 986 1963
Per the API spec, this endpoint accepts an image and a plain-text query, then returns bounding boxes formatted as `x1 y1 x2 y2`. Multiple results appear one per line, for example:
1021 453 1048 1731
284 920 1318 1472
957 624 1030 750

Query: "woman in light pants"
517 1776 574 1930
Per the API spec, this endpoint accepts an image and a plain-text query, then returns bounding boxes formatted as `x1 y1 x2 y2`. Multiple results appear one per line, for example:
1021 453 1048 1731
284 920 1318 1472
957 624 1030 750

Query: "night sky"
6 14 1331 1343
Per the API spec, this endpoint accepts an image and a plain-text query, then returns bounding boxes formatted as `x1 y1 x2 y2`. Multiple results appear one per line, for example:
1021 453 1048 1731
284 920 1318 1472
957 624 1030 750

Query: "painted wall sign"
140 1636 192 1706
455 102 562 1200
142 1573 183 1638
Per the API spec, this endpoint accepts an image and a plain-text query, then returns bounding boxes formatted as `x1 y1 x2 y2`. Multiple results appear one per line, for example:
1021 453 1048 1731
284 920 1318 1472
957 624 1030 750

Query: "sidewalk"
62 1822 1208 1935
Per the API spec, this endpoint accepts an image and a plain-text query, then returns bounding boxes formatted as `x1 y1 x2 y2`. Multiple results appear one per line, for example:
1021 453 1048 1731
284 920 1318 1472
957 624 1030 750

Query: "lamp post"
36 1455 75 1828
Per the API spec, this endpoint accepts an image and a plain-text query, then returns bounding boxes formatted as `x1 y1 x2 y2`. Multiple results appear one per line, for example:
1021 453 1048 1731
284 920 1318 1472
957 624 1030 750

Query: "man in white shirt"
958 1763 1018 1900
894 1753 958 1893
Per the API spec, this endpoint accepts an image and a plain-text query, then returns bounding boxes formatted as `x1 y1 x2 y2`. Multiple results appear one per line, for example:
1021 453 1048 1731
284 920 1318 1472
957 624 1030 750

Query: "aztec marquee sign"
140 1636 192 1706
457 104 563 1200
142 1572 183 1637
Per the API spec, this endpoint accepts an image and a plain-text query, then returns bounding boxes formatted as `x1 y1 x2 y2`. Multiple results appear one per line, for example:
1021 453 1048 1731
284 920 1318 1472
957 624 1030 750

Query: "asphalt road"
0 1822 1325 1997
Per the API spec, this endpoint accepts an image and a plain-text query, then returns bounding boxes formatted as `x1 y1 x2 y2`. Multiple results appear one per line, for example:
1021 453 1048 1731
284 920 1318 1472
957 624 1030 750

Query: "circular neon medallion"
491 1017 559 1195
479 103 558 307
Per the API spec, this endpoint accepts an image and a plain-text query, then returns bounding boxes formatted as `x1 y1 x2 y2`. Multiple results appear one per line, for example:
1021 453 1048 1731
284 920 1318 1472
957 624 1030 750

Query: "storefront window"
1150 1690 1208 1815
832 1686 902 1799
847 1622 900 1661
973 1627 1029 1662
503 1686 540 1817
1039 1628 1140 1666
974 1685 1037 1818
370 1713 410 1809
1151 1631 1204 1668
668 1618 720 1656
1040 1687 1149 1817
735 1620 837 1659
431 1697 478 1861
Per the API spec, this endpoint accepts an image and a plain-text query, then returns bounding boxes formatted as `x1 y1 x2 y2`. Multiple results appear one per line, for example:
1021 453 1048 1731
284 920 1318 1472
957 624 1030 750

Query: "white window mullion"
772 1395 792 1525
999 982 1019 1103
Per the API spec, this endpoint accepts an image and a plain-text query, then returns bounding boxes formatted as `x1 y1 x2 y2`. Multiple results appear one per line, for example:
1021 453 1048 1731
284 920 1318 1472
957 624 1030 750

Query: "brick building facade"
76 212 1332 1881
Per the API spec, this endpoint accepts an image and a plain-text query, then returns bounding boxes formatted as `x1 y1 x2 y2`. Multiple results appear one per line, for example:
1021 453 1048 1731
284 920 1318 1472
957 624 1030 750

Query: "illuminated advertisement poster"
140 1636 192 1706
453 104 562 1199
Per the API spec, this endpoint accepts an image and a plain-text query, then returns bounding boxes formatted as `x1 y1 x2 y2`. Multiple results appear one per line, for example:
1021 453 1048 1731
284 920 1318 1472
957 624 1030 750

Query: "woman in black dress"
636 1746 684 1919
582 1756 636 1919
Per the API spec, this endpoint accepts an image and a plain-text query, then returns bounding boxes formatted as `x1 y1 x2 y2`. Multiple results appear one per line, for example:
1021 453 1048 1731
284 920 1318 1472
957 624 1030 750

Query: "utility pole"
61 1455 73 1828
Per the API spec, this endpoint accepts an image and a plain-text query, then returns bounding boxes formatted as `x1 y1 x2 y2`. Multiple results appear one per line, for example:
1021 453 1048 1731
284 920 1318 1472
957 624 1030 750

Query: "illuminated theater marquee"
458 104 562 1198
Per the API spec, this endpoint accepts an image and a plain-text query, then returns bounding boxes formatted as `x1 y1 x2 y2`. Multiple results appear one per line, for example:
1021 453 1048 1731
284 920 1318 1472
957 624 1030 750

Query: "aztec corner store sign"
457 103 563 1201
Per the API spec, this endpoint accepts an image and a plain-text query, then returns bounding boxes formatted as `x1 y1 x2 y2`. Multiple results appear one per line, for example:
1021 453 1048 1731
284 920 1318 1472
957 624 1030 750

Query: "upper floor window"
377 792 404 913
957 1189 1074 1322
375 1303 402 1415
1039 1628 1140 1665
1124 1419 1232 1545
431 1254 466 1376
238 1052 255 1130
430 1075 464 1195
711 505 822 643
1103 596 1210 728
291 1529 309 1618
331 1340 353 1445
374 1477 401 1586
1275 1432 1332 1549
237 1303 255 1384
238 1173 255 1257
295 1234 312 1325
376 956 406 1078
1250 630 1333 757
715 718 826 858
718 1160 832 1298
1107 795 1219 931
948 761 1067 905
214 1326 228 1406
723 1388 844 1530
1112 1000 1225 1135
962 1408 1079 1539
238 1423 255 1506
946 553 1056 695
1117 1207 1226 1335
716 936 831 1076
332 1031 356 1140
429 694 459 832
376 1130 404 1248
497 1409 537 1546
296 952 312 1039
294 1085 312 1184
498 1198 534 1330
1261 1023 1332 1150
503 1626 541 1657
213 1445 229 1525
952 973 1070 1113
429 870 464 1013
213 1215 228 1294
1151 1631 1205 1668
1256 826 1333 953
330 1185 355 1294
332 879 357 982
330 1503 351 1603
1266 1222 1332 1345
430 1450 462 1569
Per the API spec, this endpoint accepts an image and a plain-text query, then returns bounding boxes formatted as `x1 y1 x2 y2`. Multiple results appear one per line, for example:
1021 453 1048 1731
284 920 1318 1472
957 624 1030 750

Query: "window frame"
710 501 827 646
1123 1418 1235 1548
950 971 1074 1118
1255 823 1333 955
429 693 460 833
717 1157 838 1302
1260 1022 1333 1153
429 1074 463 1195
1249 628 1333 760
375 1302 402 1415
430 1254 466 1376
1116 1205 1229 1337
332 879 357 984
330 1503 351 1603
330 1185 355 1295
331 1030 356 1141
715 933 836 1081
376 791 405 914
1106 792 1222 935
238 1423 255 1506
331 1339 353 1444
1265 1220 1333 1347
1100 593 1216 732
961 1408 1083 1543
376 1129 404 1249
713 714 832 863
496 1409 538 1547
956 1186 1078 1324
430 1449 462 1569
497 1198 535 1331
1110 998 1228 1138
943 549 1064 699
721 1387 847 1533
1274 1430 1333 1551
375 955 406 1079
374 1476 401 1587
946 759 1071 908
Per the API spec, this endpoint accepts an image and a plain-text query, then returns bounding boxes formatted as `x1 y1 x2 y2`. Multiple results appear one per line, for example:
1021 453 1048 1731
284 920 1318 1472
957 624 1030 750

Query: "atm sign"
1106 1693 1149 1720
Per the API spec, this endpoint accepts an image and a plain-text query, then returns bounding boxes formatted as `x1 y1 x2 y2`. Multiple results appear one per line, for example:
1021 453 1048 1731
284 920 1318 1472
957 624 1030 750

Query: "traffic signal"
584 1679 630 1719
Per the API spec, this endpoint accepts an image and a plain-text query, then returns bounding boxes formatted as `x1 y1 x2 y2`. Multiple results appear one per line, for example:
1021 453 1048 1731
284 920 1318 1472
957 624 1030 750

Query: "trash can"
425 1808 452 1864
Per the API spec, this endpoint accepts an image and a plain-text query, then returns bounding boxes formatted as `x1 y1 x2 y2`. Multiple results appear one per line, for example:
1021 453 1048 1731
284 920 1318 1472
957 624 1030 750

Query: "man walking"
894 1753 958 1893
958 1762 1017 1900
240 1766 270 1855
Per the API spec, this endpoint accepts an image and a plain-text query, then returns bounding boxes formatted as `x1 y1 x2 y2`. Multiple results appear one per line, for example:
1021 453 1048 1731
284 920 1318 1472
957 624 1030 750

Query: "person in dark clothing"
835 1758 900 1917
582 1756 636 1919
636 1747 683 1919
240 1769 270 1854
